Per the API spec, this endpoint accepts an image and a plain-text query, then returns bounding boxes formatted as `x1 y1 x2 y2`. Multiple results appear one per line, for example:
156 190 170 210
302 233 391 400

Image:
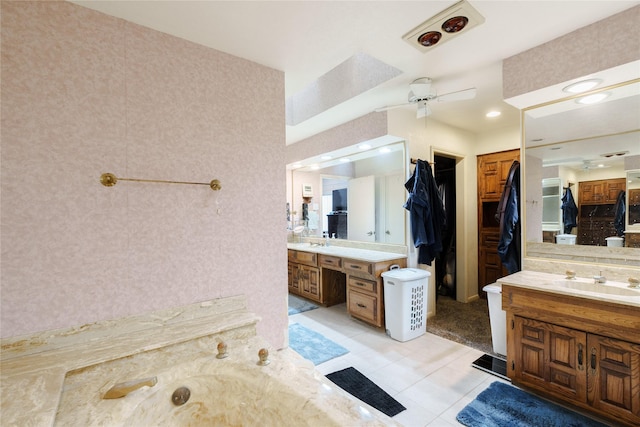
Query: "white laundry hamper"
381 267 430 342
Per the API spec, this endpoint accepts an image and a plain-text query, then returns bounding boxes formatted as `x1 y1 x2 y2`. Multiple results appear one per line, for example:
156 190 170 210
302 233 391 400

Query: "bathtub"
55 335 399 426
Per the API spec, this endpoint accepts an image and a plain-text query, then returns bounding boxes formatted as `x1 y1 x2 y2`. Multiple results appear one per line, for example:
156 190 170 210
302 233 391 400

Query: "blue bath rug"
288 323 348 365
288 294 319 315
456 381 608 427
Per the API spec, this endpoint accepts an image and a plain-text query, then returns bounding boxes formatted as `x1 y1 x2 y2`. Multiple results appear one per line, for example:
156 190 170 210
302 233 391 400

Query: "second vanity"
498 270 640 426
287 242 407 328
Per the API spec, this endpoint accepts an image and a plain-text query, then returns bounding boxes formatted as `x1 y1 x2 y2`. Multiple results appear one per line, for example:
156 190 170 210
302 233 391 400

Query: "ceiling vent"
402 0 485 53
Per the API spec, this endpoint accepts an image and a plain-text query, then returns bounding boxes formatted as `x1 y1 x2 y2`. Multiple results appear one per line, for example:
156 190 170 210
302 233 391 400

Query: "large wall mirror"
287 138 407 246
523 78 640 265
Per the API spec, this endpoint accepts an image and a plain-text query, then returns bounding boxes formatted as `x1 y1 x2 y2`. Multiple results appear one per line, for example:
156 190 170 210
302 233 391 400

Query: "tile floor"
289 302 508 427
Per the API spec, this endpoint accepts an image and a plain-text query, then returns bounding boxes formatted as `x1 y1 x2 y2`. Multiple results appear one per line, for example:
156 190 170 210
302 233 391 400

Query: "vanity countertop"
497 270 640 308
287 242 407 263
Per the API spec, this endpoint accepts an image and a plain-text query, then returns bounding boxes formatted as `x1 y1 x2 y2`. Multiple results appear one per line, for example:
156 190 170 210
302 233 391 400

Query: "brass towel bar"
100 173 221 191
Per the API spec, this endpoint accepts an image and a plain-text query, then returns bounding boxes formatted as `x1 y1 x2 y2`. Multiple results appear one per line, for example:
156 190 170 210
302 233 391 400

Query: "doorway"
434 155 457 298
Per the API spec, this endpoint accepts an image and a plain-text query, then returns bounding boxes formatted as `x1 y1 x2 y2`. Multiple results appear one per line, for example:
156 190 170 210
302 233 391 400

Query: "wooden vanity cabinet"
344 258 405 328
288 250 321 302
287 249 406 328
504 285 640 426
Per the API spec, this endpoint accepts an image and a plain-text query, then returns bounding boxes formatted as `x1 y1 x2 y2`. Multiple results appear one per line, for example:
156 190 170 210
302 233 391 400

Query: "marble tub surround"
1 296 260 426
56 335 399 426
497 270 640 308
1 295 398 426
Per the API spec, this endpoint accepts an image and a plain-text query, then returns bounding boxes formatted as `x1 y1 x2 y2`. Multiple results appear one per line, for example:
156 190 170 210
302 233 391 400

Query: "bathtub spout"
103 376 157 399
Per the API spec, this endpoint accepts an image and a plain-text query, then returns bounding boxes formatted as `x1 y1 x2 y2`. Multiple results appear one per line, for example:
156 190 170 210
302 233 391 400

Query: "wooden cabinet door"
605 178 626 202
299 265 320 302
513 316 587 402
288 263 299 293
587 334 640 424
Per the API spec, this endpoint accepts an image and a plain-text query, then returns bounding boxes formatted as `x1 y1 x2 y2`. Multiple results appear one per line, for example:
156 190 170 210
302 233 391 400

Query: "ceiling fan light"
562 79 602 94
442 16 468 33
417 31 441 47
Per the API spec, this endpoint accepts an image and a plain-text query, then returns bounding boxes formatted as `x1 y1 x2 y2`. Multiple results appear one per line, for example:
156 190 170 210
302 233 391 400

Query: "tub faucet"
103 376 157 399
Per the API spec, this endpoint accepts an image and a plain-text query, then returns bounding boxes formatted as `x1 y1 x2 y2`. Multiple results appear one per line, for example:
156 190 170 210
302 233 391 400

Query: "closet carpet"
426 296 494 355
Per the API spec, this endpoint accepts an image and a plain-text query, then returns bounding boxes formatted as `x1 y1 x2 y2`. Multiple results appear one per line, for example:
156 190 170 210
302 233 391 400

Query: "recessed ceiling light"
597 163 605 168
486 111 501 118
576 92 610 105
562 79 602 94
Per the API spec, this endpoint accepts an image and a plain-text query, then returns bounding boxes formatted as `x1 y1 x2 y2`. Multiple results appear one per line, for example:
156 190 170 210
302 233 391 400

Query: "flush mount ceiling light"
403 0 485 53
576 92 610 105
485 110 501 118
562 79 602 94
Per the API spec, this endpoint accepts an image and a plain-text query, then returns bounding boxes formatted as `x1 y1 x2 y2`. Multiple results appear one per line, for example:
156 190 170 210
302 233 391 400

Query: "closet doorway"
434 155 457 298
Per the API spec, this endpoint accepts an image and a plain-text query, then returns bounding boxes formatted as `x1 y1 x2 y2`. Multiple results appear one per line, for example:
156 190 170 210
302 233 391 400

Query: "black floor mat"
325 367 406 417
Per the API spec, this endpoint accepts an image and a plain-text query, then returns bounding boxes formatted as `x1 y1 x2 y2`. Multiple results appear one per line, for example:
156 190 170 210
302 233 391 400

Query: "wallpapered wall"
1 1 288 347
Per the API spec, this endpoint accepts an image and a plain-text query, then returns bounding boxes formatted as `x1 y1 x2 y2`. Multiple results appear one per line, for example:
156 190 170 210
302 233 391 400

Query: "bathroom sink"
552 279 640 297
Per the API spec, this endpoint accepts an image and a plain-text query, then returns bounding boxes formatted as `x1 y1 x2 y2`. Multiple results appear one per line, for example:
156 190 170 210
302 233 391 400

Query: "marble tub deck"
1 295 399 426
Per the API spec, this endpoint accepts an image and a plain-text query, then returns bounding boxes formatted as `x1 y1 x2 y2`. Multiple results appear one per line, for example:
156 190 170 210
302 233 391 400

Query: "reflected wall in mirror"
524 78 640 261
288 139 406 245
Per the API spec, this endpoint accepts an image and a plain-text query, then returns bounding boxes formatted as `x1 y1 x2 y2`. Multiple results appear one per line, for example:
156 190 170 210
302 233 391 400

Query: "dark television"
332 189 347 212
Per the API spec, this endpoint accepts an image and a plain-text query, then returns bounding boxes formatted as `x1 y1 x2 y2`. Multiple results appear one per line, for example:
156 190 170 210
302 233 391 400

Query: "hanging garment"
404 159 446 265
496 160 521 274
614 190 626 237
561 188 578 234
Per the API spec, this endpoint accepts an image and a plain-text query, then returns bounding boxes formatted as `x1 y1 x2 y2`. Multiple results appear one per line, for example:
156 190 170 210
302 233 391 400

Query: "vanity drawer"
288 250 317 267
319 254 342 269
343 259 374 276
347 276 377 294
348 290 378 324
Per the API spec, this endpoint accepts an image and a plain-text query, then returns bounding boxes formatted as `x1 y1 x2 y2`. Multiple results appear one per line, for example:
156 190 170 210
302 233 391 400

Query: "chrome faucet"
593 271 607 284
103 376 157 399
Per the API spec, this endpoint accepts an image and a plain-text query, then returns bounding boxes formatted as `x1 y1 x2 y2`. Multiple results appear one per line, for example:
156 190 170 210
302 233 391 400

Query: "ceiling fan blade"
374 102 412 112
435 87 477 102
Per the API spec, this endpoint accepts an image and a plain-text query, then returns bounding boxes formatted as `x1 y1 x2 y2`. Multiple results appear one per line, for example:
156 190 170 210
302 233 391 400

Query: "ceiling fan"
376 77 477 119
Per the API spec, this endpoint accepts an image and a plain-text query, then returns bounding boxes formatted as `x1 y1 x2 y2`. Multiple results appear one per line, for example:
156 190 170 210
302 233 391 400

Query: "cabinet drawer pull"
354 281 366 287
349 264 362 270
356 303 367 308
577 343 584 370
590 347 597 373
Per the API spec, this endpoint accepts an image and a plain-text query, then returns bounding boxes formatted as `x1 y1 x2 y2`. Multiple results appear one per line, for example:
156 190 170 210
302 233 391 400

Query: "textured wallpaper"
1 1 288 347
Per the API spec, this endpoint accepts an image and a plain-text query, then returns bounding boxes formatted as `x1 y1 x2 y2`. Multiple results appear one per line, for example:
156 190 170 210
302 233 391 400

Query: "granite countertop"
497 270 640 308
287 242 407 263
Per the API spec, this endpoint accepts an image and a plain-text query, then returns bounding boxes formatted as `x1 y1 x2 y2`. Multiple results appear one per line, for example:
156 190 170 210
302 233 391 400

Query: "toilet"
483 283 506 357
